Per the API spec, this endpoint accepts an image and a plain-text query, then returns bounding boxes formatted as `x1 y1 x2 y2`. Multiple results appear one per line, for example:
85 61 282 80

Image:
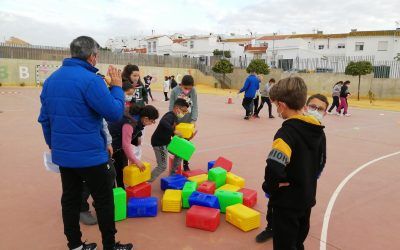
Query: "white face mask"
306 110 324 122
125 95 133 102
177 113 185 119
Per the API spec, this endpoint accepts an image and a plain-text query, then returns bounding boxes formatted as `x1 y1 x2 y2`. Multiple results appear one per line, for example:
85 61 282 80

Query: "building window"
190 41 194 49
152 41 157 52
318 45 324 50
147 42 151 52
355 42 364 51
377 41 388 51
337 43 345 49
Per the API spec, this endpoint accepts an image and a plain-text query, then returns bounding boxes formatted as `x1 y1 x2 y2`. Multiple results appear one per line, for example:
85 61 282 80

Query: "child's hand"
174 130 183 137
107 145 113 156
188 130 198 141
278 182 290 188
136 161 146 172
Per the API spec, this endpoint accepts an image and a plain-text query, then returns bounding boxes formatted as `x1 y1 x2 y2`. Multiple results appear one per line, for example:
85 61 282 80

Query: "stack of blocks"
116 162 158 221
162 189 182 212
158 156 261 233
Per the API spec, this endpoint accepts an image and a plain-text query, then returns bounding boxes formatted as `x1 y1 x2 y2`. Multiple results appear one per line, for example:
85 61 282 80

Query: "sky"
1 0 399 47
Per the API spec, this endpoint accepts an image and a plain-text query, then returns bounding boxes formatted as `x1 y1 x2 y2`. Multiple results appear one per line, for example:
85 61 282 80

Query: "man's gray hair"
70 36 100 60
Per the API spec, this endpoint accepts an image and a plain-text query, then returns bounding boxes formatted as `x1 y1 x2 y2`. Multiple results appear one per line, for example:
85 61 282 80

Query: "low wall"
0 58 216 89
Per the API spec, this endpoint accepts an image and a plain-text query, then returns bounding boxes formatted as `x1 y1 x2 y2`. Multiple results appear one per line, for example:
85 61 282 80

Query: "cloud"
0 0 399 46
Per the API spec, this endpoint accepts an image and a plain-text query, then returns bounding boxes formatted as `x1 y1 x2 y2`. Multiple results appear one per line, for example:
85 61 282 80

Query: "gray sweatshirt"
169 86 198 122
260 83 272 97
102 119 112 146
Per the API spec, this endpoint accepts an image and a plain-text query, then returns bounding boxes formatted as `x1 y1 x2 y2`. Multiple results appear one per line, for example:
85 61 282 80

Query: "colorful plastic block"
123 162 151 187
197 181 216 194
214 190 243 213
208 167 227 188
169 155 182 175
167 136 196 161
175 123 195 139
226 172 245 188
216 184 241 192
207 160 216 171
113 187 126 221
127 197 158 217
188 174 208 185
213 157 233 172
188 191 220 209
126 182 151 200
182 181 198 208
160 174 187 191
225 203 260 232
182 169 207 178
186 205 220 232
238 188 257 208
162 189 182 212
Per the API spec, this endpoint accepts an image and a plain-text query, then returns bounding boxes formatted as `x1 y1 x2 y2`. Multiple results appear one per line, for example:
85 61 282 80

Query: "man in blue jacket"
38 36 132 250
238 70 260 120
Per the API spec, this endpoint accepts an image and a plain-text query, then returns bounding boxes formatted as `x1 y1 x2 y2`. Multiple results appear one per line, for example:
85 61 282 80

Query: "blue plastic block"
207 160 216 171
188 191 220 209
160 174 188 191
127 197 158 217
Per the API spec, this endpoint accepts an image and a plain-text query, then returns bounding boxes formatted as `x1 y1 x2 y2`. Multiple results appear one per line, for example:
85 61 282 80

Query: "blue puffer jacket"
38 58 125 168
239 74 260 98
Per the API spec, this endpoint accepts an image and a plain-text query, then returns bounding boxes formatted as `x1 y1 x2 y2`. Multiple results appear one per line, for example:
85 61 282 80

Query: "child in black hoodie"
262 76 326 250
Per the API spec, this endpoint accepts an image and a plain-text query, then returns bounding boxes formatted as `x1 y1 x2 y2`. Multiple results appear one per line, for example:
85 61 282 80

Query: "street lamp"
272 32 277 68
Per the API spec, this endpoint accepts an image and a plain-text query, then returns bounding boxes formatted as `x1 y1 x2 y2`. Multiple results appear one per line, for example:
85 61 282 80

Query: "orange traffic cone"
227 91 234 104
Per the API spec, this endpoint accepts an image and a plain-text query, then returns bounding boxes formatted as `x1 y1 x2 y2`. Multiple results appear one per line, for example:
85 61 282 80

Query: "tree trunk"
223 73 225 89
357 75 361 101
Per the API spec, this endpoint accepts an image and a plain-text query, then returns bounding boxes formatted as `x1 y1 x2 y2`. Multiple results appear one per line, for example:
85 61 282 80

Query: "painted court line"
320 150 400 250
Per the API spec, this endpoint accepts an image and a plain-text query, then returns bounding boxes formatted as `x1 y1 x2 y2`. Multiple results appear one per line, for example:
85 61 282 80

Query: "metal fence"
279 56 400 79
0 43 201 69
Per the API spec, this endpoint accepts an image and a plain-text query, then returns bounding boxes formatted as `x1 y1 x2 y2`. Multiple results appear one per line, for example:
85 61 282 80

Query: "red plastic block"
186 205 220 232
238 188 257 208
197 181 216 194
126 182 152 200
182 169 207 178
212 157 233 172
168 155 182 175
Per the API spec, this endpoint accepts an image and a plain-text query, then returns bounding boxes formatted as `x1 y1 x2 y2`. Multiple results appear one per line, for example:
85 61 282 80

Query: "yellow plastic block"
225 203 260 232
226 172 245 188
162 189 182 212
216 184 241 192
175 123 195 139
123 162 151 187
188 174 208 185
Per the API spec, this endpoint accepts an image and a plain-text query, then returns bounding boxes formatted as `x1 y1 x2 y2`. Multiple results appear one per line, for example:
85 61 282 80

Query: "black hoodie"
262 115 326 210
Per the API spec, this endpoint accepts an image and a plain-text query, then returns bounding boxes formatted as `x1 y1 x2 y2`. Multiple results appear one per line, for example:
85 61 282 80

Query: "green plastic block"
182 181 198 208
208 167 227 188
214 190 243 213
167 136 196 161
113 187 126 221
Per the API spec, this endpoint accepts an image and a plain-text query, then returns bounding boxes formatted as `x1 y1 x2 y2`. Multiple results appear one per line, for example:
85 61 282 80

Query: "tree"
246 59 270 75
345 61 373 100
213 49 231 58
212 59 234 87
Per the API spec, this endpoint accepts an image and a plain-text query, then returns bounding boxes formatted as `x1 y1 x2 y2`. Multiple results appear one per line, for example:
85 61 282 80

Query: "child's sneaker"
269 115 275 119
244 116 250 120
345 113 351 117
255 228 273 243
71 242 97 250
113 242 133 250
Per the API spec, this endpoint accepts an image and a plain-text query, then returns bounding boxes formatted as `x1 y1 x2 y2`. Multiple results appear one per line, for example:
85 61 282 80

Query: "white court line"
320 150 400 250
